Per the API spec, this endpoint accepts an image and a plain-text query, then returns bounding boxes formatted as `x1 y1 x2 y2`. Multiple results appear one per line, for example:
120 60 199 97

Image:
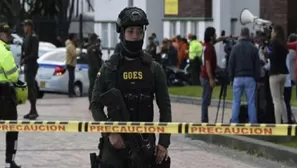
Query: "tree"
0 0 22 29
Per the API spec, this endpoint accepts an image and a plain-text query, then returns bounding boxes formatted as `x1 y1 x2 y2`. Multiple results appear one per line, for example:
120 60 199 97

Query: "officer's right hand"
108 134 125 149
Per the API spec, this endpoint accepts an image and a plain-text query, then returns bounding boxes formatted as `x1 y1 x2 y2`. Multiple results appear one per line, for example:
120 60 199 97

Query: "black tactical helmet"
116 7 149 33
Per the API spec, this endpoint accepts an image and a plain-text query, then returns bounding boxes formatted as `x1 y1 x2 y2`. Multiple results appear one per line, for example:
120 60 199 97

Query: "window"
110 23 119 48
180 21 187 37
169 22 176 37
191 22 197 36
101 23 109 48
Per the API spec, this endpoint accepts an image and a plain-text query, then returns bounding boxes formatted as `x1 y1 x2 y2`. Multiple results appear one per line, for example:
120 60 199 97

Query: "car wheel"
74 83 82 97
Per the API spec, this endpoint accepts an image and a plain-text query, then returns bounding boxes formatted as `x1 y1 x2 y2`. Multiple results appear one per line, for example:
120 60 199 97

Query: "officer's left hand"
154 145 168 164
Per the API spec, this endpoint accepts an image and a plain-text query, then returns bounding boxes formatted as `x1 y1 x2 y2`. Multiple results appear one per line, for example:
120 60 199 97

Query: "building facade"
69 0 95 38
94 0 163 60
163 0 297 66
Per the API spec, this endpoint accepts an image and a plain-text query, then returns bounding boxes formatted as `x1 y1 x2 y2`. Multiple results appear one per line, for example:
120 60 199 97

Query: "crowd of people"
145 33 207 85
147 25 297 125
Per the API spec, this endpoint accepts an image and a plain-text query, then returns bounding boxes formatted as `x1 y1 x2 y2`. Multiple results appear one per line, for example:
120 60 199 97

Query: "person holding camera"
228 27 260 124
267 25 289 124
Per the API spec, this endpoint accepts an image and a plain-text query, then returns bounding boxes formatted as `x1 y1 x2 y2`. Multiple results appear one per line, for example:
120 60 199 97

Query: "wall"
94 0 129 60
230 0 260 35
260 0 288 35
94 0 163 60
164 0 212 18
146 0 164 44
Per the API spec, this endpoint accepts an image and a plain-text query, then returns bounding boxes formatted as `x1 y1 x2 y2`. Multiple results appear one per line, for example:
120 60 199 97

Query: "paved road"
0 96 293 167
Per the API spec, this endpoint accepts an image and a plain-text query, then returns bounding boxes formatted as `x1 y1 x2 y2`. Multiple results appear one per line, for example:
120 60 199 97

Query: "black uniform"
22 28 39 119
91 51 172 167
0 85 19 167
87 42 102 106
90 7 171 168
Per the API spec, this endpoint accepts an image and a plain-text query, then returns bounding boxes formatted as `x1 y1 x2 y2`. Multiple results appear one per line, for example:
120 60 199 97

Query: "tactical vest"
116 58 154 122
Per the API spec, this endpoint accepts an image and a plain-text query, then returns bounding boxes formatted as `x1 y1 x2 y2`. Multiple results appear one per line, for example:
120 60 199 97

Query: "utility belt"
0 82 15 98
123 93 153 122
123 93 152 103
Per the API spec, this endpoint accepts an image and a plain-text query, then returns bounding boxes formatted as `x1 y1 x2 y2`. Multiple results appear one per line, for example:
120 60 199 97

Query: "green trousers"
88 68 99 104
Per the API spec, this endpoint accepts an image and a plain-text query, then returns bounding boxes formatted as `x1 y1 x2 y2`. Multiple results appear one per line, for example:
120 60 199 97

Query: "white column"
186 21 191 36
212 0 231 67
175 21 181 36
163 21 170 38
198 22 205 42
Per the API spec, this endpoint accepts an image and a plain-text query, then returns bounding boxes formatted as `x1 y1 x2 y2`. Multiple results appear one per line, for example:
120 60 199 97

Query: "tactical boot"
5 161 21 168
23 111 39 120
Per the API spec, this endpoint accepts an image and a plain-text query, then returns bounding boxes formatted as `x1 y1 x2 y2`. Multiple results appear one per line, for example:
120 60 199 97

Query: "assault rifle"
99 88 154 168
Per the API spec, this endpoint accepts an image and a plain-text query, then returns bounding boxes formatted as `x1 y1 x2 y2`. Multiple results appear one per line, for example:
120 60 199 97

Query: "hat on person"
89 33 98 41
23 19 34 27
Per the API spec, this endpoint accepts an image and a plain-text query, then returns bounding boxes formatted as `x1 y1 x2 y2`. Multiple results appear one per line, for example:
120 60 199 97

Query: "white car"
35 48 89 97
39 42 57 49
10 33 57 66
39 47 57 58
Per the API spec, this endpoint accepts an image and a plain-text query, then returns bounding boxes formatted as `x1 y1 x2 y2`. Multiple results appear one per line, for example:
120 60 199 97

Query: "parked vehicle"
161 53 191 86
33 48 89 98
10 33 57 66
39 42 57 49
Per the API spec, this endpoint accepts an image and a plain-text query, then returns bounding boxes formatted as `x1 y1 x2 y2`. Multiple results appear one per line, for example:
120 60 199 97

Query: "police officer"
87 33 102 109
0 22 21 168
91 7 172 168
21 19 39 120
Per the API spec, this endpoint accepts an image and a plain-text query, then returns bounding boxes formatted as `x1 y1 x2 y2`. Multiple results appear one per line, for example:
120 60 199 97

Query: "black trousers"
284 86 293 123
190 57 201 85
88 68 99 104
67 65 75 96
24 64 39 112
0 98 18 163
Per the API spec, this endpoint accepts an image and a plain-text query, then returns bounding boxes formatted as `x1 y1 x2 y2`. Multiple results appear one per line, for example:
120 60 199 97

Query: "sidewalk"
0 97 289 168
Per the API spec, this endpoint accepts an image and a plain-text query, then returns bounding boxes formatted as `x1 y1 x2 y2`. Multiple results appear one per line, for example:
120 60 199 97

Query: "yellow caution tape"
0 121 296 136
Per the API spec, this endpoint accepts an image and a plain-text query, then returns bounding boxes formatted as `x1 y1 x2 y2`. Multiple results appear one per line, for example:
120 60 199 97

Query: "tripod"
214 83 228 123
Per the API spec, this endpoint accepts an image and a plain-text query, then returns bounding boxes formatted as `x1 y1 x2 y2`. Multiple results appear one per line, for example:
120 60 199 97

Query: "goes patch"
123 71 143 80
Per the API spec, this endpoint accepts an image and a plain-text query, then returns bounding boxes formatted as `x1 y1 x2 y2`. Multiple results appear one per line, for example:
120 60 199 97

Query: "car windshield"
41 51 66 62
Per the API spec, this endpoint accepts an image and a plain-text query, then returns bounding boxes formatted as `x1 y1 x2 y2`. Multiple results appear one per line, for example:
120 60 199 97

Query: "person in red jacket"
287 34 297 99
288 36 297 79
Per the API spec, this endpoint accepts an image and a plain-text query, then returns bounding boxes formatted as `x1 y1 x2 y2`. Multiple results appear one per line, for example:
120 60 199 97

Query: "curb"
170 95 297 165
187 134 297 166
